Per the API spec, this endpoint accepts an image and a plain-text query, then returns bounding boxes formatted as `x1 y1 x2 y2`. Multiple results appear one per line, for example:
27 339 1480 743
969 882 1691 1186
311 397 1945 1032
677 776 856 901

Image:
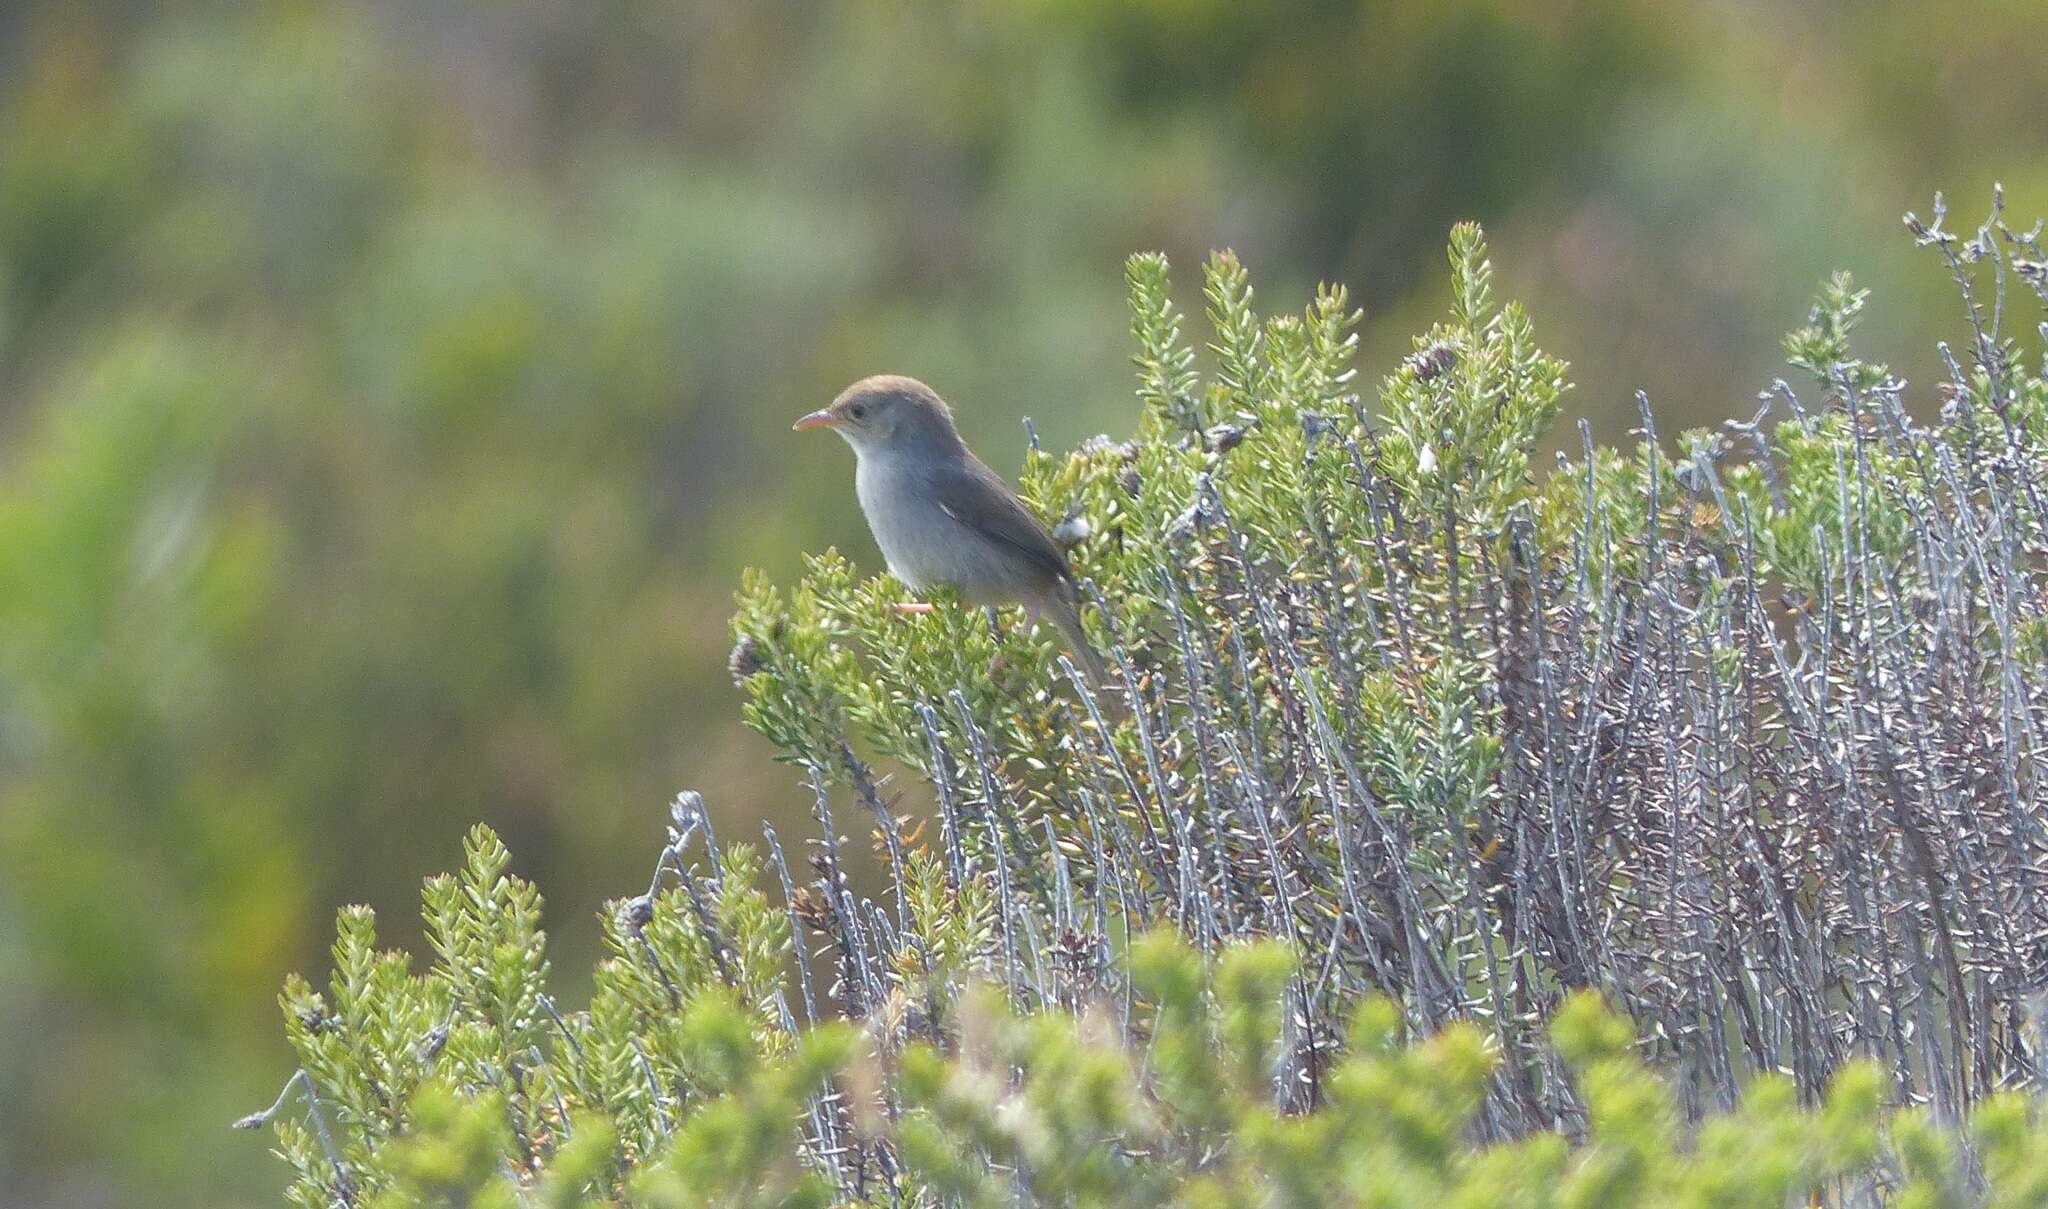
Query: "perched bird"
794 375 1109 683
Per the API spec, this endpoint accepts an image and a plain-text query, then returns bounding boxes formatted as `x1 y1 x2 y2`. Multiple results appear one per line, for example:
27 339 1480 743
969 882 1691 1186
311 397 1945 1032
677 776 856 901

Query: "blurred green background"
1 1 2042 1204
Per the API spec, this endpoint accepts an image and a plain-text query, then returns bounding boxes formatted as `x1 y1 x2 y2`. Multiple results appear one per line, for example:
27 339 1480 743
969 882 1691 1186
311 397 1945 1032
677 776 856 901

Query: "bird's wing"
929 456 1075 588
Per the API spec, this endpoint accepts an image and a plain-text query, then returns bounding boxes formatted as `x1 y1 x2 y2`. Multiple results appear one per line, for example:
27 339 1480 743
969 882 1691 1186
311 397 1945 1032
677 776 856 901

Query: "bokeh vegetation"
4 2 2048 1206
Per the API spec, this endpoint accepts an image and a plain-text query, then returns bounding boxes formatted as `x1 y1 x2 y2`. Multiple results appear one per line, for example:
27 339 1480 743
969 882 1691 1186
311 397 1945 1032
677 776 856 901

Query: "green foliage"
246 823 798 1207
1375 224 1569 524
1125 251 1201 432
728 224 1570 831
257 858 2048 1207
254 201 2048 1202
713 208 2048 1199
1785 271 1891 392
14 4 2047 1202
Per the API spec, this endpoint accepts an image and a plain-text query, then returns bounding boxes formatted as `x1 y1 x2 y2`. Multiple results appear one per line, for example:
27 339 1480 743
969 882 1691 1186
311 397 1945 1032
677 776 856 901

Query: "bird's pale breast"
855 454 1019 604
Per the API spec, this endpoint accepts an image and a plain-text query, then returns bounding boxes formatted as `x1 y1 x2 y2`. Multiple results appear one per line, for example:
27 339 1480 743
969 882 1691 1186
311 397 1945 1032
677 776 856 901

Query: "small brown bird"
794 375 1109 683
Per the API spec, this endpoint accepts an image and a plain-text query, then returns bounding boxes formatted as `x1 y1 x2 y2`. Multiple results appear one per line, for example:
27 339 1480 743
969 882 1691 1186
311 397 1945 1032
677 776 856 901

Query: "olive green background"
1 2 2042 1204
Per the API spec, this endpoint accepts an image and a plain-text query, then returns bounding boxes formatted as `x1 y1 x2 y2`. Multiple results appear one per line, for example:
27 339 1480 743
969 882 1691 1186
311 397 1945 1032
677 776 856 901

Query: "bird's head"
793 375 964 460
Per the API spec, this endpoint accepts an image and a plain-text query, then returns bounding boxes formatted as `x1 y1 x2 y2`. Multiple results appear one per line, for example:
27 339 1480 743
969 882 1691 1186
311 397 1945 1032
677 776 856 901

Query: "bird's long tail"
1048 595 1112 687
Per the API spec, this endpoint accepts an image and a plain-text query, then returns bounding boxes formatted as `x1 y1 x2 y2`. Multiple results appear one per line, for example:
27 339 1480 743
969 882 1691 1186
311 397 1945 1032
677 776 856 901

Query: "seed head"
1409 341 1458 382
1206 424 1247 455
727 635 765 685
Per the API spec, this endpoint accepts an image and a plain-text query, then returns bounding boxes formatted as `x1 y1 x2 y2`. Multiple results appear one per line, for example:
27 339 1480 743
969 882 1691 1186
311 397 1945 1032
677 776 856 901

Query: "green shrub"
246 826 2048 1207
250 199 2048 1202
732 200 2048 1122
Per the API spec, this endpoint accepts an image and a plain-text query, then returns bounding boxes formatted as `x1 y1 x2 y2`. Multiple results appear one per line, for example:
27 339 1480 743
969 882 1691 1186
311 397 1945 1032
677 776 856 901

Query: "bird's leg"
892 601 936 616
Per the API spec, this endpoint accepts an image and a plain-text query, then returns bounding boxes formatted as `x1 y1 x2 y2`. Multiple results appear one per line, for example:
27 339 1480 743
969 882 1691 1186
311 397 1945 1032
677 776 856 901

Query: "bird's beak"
791 409 838 432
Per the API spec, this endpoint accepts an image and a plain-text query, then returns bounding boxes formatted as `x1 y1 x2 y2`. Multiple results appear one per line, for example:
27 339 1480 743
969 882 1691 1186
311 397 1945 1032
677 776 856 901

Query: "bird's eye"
848 403 868 421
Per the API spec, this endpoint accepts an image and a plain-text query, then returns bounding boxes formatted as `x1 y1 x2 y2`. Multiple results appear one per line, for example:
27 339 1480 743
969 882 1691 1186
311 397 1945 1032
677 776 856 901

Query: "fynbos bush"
251 196 2048 1204
737 198 2048 1117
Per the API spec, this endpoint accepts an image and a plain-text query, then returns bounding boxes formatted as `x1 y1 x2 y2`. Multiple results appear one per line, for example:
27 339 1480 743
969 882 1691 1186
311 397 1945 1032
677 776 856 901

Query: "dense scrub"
247 829 2048 1207
251 200 2048 1204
